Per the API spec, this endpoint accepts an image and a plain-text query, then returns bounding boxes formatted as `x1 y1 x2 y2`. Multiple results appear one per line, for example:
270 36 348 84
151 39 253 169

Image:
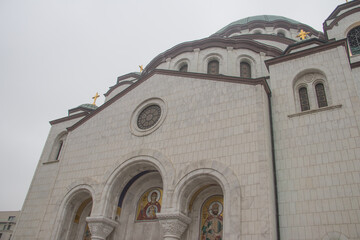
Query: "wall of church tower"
269 44 360 240
14 118 84 240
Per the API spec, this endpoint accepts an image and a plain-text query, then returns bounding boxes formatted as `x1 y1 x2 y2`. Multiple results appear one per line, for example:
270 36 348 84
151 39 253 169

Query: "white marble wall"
269 45 360 239
14 73 275 240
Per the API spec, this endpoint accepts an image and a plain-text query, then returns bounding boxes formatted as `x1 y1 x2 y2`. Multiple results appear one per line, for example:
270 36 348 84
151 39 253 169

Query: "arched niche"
110 171 164 240
51 185 94 240
48 131 68 162
172 162 241 240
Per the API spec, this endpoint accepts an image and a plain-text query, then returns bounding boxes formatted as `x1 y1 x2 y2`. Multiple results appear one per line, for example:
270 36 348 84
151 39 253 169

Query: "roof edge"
67 69 271 132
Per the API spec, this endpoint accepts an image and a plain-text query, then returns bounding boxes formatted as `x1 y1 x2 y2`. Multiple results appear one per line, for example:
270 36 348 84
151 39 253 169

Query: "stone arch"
322 231 348 240
99 149 175 220
51 184 95 240
250 28 265 34
292 68 332 112
202 53 224 74
275 28 289 38
48 131 68 162
174 58 191 72
172 160 241 240
236 54 256 78
346 23 360 55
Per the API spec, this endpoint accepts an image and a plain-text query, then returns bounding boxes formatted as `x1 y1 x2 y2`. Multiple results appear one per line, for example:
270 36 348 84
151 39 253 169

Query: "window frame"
207 59 220 75
293 72 331 113
347 25 360 56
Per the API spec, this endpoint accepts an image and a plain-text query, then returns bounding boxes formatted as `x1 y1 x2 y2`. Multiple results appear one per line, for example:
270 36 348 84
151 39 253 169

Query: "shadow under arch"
172 160 241 240
51 184 95 240
99 149 175 220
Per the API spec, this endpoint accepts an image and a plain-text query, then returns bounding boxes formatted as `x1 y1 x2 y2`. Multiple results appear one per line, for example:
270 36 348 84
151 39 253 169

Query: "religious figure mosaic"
136 188 162 221
200 195 223 240
83 224 91 240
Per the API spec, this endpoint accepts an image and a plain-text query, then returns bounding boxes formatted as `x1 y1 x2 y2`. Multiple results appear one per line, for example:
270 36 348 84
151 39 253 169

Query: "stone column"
193 48 200 72
86 216 118 240
157 212 191 240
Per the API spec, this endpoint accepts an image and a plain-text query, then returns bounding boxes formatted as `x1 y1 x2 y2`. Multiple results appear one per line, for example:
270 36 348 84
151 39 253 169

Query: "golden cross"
92 92 100 105
297 29 310 40
139 65 144 72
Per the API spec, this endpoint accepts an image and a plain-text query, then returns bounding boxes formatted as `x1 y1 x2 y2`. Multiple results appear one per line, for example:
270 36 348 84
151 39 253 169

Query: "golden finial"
139 65 144 72
297 29 311 40
92 92 100 105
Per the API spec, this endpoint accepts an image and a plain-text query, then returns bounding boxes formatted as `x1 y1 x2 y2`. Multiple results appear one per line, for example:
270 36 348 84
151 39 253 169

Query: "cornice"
283 38 328 55
323 7 360 31
325 0 360 22
229 34 296 45
67 69 271 132
49 112 88 126
351 61 360 69
104 81 134 97
68 106 96 115
265 39 348 70
142 36 284 75
116 72 140 83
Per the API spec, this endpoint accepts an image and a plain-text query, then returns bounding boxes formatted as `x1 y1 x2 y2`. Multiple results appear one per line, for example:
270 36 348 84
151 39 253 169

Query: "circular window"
137 105 161 129
130 98 167 136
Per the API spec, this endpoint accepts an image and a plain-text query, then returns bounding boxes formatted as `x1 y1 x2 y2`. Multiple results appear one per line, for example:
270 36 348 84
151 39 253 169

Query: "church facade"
13 1 360 240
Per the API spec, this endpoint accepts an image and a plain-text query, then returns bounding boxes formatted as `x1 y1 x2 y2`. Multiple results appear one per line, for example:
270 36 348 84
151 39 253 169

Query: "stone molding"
288 104 342 118
86 216 118 240
157 212 191 240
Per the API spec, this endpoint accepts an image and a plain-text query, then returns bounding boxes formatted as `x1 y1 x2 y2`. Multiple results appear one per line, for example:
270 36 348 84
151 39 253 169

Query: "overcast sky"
0 0 345 211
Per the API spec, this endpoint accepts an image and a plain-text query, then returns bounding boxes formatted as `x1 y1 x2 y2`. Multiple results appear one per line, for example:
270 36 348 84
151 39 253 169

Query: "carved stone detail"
157 212 191 240
86 216 118 240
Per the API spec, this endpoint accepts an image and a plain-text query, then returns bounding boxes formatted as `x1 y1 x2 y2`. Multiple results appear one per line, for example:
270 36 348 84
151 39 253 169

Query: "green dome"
215 15 303 34
79 103 98 110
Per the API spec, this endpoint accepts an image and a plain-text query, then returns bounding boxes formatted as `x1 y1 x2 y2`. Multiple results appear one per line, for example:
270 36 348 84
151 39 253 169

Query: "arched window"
240 62 251 78
179 64 188 72
48 132 67 162
299 87 310 111
348 26 360 55
315 83 328 108
55 140 64 160
277 32 285 37
294 72 331 113
207 60 219 75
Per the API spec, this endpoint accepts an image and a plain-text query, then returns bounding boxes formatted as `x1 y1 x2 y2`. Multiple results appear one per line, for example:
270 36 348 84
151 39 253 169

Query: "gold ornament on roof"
92 92 100 105
297 29 310 40
139 65 144 72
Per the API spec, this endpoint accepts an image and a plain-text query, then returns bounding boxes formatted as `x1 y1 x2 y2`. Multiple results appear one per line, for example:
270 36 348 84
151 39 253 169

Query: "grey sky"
0 0 345 211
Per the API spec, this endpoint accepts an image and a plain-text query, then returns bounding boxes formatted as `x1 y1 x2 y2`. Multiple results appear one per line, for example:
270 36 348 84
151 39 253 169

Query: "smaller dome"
214 15 308 35
79 103 98 110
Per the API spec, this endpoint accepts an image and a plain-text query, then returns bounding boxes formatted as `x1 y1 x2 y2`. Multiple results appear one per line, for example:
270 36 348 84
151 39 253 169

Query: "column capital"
157 212 191 240
86 216 118 240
